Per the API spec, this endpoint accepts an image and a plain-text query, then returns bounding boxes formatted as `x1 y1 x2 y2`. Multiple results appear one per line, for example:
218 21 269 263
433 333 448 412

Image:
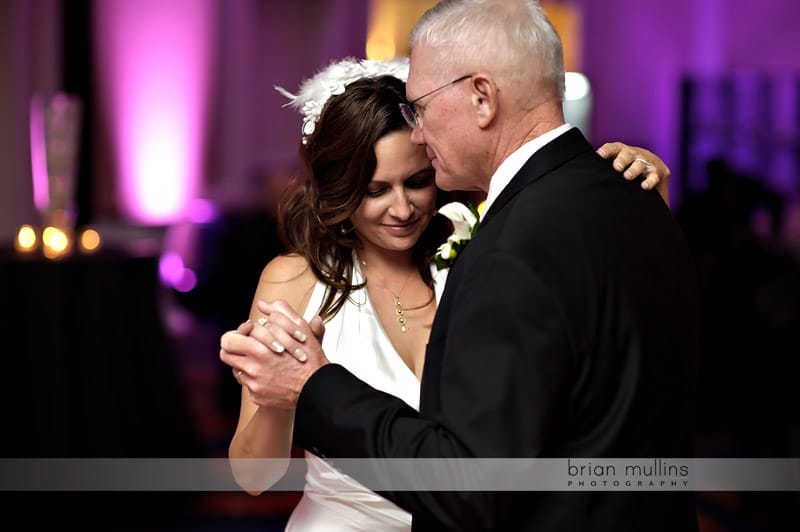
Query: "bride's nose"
388 190 415 219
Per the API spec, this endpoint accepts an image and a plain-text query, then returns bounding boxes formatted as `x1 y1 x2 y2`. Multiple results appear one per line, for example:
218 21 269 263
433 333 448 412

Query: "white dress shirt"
480 123 575 222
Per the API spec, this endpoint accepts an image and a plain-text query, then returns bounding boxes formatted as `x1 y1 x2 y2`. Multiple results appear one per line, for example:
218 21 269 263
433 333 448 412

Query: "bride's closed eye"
364 171 434 198
365 186 388 198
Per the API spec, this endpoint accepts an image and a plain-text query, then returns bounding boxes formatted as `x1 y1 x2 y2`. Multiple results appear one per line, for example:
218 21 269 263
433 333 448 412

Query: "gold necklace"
386 269 413 332
360 257 430 333
393 291 435 332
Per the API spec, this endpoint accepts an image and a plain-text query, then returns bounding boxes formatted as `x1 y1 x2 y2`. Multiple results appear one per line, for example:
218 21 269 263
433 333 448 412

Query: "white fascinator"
275 57 409 142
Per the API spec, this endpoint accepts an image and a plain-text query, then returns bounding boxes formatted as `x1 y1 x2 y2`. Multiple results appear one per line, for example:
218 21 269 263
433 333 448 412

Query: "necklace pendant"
397 314 407 332
395 297 407 331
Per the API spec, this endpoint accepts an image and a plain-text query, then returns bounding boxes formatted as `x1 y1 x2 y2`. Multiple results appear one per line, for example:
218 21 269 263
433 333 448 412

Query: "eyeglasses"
399 73 474 129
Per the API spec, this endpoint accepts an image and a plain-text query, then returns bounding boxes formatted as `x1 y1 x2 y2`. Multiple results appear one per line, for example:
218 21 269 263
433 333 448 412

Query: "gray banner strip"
1 458 799 492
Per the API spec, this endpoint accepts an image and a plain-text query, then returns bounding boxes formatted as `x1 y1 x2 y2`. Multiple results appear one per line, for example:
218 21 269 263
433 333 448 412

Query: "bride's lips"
384 219 421 237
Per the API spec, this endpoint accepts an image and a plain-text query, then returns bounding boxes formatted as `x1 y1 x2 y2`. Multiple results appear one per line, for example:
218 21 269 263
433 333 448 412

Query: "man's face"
407 44 482 192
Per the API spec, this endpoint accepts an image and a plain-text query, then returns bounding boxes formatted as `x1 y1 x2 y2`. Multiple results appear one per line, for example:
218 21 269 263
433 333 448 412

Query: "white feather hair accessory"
275 57 409 142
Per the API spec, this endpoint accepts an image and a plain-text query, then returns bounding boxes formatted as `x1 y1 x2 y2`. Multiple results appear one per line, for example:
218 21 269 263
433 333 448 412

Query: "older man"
222 1 699 530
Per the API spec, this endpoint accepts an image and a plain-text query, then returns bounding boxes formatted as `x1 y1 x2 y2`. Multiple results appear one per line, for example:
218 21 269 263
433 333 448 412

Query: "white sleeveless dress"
284 263 448 531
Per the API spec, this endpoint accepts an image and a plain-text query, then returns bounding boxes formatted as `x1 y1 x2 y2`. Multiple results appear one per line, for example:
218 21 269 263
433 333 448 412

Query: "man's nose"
409 125 424 145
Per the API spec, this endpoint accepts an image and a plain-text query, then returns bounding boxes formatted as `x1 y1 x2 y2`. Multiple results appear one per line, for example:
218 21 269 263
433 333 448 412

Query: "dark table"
0 247 201 458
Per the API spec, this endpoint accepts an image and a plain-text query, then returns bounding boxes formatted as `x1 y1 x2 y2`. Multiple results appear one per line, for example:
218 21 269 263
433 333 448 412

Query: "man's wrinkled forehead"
406 43 439 99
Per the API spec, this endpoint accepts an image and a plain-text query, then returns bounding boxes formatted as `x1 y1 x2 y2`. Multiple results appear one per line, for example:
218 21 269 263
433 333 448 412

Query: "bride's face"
350 130 436 254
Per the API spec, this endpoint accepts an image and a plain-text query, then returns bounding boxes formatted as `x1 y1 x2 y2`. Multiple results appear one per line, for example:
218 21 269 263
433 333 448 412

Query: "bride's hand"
597 142 671 207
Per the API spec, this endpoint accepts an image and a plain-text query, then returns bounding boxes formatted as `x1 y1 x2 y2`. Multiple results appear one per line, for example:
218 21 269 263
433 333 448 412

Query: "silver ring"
635 157 653 169
257 317 268 326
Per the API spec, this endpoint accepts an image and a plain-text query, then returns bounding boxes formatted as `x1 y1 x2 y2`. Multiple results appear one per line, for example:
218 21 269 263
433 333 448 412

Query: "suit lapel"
481 127 594 227
421 128 595 412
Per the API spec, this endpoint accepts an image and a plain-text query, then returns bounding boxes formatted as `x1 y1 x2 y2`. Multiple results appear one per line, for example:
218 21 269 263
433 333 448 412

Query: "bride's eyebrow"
369 168 432 185
407 168 435 179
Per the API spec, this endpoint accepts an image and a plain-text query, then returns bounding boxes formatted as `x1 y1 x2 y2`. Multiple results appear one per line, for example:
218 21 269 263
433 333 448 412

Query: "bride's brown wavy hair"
278 75 449 322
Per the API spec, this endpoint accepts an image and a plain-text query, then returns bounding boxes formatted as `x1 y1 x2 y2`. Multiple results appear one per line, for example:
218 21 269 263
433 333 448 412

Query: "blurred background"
1 0 799 530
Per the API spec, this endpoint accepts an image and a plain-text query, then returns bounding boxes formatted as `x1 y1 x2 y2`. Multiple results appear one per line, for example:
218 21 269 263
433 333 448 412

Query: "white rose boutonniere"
433 201 483 270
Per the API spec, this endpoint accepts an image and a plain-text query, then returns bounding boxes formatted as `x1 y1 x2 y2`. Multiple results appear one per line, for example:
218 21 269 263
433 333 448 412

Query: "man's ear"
470 73 499 129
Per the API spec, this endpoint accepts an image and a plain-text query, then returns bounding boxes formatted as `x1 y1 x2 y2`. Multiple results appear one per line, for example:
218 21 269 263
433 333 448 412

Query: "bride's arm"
596 141 671 207
225 254 316 495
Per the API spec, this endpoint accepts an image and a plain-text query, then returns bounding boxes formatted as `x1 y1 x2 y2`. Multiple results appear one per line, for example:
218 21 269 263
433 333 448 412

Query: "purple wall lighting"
159 250 197 293
93 0 216 225
29 96 49 214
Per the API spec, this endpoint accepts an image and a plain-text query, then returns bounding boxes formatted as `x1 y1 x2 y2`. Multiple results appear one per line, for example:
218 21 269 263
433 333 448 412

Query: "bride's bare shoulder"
253 253 317 312
260 253 313 282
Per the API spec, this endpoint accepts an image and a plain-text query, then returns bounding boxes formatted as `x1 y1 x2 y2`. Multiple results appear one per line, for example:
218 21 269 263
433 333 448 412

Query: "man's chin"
434 173 456 191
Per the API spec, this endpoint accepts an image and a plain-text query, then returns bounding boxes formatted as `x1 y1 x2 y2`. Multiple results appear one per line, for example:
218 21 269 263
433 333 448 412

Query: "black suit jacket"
294 128 699 531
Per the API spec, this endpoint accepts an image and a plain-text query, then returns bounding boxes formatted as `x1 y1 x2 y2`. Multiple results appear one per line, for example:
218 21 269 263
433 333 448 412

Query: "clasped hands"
219 300 328 410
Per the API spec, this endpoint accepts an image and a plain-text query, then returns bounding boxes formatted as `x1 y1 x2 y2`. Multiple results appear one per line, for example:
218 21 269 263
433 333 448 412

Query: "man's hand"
219 300 328 410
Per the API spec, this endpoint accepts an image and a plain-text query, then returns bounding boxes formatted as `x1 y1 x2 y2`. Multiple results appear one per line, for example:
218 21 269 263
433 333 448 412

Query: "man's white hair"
410 0 565 103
